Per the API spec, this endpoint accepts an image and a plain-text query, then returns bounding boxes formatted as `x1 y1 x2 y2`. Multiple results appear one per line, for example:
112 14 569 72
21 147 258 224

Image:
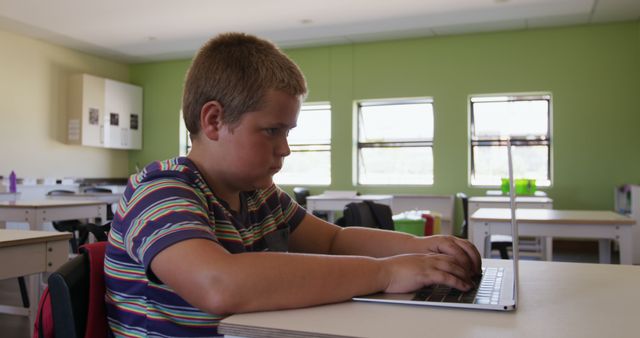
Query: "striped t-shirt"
104 157 306 337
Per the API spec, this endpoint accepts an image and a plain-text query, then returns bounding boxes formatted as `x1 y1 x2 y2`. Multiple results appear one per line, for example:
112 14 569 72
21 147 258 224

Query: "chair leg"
69 232 79 253
17 277 30 308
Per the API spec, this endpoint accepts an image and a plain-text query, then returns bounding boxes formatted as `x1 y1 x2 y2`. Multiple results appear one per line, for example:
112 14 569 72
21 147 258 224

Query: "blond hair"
182 32 307 134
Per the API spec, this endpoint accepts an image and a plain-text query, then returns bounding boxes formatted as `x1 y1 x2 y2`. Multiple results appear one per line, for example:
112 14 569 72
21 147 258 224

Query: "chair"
292 187 328 220
292 187 310 208
456 192 512 259
46 190 83 253
82 187 115 221
47 241 109 338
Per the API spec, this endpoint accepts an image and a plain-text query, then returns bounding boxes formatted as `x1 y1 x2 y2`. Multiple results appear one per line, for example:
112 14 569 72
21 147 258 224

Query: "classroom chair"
292 187 328 220
44 241 109 338
456 192 512 259
82 187 115 221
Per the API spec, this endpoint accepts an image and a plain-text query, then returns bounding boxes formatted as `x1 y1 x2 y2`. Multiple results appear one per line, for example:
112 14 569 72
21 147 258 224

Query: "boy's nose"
276 138 291 157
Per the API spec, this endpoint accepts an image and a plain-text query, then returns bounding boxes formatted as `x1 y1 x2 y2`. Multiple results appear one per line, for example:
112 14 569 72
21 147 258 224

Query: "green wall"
130 22 640 223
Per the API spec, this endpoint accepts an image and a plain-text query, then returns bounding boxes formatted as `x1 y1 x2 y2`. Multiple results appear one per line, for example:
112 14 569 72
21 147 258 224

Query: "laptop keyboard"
412 267 504 305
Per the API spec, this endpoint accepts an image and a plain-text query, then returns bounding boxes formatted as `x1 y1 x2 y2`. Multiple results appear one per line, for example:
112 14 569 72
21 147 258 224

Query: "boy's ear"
200 101 224 140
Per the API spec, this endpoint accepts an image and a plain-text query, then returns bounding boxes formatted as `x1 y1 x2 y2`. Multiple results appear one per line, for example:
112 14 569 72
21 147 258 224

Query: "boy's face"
215 90 300 192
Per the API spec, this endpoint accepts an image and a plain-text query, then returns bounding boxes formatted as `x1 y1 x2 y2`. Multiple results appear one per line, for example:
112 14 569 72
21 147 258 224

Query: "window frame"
179 110 192 156
468 93 553 188
356 97 435 186
274 102 332 186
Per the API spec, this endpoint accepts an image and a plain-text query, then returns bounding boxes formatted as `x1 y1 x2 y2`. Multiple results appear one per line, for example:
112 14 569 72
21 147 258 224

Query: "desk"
0 229 72 336
220 260 640 338
469 196 553 258
469 196 552 211
47 192 122 205
470 208 636 264
0 192 20 201
0 200 107 230
306 194 393 223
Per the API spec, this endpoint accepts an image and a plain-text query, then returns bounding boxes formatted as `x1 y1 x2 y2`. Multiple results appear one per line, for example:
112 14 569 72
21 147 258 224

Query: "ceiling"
0 0 638 63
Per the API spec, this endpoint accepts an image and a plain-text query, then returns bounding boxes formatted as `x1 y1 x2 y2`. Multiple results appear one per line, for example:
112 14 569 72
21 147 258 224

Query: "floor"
0 240 621 338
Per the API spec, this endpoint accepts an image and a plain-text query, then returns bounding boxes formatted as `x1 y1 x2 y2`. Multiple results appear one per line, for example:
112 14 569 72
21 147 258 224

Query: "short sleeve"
122 179 217 283
275 185 307 233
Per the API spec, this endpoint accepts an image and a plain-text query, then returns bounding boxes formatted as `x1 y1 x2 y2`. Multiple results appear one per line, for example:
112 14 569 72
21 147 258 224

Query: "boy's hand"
409 235 482 277
379 253 475 293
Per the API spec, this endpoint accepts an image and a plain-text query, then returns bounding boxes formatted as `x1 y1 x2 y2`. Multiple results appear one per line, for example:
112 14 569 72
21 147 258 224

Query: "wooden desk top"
469 196 553 203
307 194 394 201
0 229 72 248
0 199 105 208
220 260 640 338
471 208 636 225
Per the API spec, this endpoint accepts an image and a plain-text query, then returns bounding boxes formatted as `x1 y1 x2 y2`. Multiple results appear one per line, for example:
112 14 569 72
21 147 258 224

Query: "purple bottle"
9 171 17 193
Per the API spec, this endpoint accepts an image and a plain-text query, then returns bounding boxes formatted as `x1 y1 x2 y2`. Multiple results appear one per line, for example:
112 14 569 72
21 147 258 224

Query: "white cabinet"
67 74 143 150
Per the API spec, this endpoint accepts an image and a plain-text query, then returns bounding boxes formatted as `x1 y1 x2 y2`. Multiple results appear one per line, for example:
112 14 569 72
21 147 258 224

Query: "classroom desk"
220 259 640 338
0 229 72 336
0 192 20 201
468 196 553 212
469 196 553 258
306 194 393 223
470 208 636 264
0 199 107 230
46 192 122 205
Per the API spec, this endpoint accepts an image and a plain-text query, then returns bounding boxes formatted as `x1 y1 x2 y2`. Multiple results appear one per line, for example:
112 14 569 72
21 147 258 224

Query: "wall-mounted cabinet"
67 74 143 150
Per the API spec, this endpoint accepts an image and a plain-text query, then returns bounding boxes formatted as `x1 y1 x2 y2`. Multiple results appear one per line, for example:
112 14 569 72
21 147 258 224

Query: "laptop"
353 139 519 312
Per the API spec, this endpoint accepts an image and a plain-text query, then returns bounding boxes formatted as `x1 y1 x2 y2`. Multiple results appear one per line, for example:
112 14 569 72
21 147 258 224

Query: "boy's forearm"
206 251 388 314
329 226 418 257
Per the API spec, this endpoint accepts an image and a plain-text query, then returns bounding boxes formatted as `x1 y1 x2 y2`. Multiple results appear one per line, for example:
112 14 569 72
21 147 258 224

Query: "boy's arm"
289 213 482 276
151 226 475 315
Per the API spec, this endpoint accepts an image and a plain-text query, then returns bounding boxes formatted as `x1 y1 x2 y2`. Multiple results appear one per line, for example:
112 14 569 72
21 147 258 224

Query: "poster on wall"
130 114 139 130
88 108 99 125
110 112 119 126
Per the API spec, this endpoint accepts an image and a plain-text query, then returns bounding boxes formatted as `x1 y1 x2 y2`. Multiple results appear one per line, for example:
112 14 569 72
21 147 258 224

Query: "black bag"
336 201 394 231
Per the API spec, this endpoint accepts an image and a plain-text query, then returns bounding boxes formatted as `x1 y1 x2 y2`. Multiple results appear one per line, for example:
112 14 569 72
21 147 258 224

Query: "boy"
105 32 481 337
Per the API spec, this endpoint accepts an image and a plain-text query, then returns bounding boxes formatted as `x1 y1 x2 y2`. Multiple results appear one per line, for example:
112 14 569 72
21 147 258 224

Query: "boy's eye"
264 128 290 137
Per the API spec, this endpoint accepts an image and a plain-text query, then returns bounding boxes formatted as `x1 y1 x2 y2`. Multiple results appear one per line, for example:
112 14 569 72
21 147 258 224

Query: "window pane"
288 104 331 145
359 147 433 185
471 145 550 186
274 148 330 185
179 110 191 156
359 103 434 142
275 102 331 186
473 100 548 138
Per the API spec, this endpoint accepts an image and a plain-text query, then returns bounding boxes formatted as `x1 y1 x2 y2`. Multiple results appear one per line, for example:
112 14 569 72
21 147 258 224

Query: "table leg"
27 274 40 338
598 239 612 264
544 237 553 261
326 212 336 223
470 222 487 258
617 232 633 265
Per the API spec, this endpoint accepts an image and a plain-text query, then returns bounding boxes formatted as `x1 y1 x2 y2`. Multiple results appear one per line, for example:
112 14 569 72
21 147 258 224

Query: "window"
357 99 434 185
273 103 331 185
179 110 192 156
469 94 552 187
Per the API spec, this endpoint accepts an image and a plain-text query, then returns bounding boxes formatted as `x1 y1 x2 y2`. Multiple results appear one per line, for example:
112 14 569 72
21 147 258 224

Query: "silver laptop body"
353 140 519 312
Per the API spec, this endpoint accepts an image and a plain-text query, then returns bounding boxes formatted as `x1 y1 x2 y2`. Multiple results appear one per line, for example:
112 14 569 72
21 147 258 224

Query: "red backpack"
33 286 54 338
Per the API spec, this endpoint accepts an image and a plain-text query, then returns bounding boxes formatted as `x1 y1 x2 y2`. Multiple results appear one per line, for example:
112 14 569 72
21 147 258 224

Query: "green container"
394 219 425 236
501 178 537 195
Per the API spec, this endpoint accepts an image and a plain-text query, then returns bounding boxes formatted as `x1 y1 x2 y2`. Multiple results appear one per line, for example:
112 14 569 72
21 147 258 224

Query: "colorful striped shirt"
104 157 306 337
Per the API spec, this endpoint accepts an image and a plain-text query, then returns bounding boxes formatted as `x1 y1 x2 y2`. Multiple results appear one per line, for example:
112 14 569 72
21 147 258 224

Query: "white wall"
0 28 131 180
